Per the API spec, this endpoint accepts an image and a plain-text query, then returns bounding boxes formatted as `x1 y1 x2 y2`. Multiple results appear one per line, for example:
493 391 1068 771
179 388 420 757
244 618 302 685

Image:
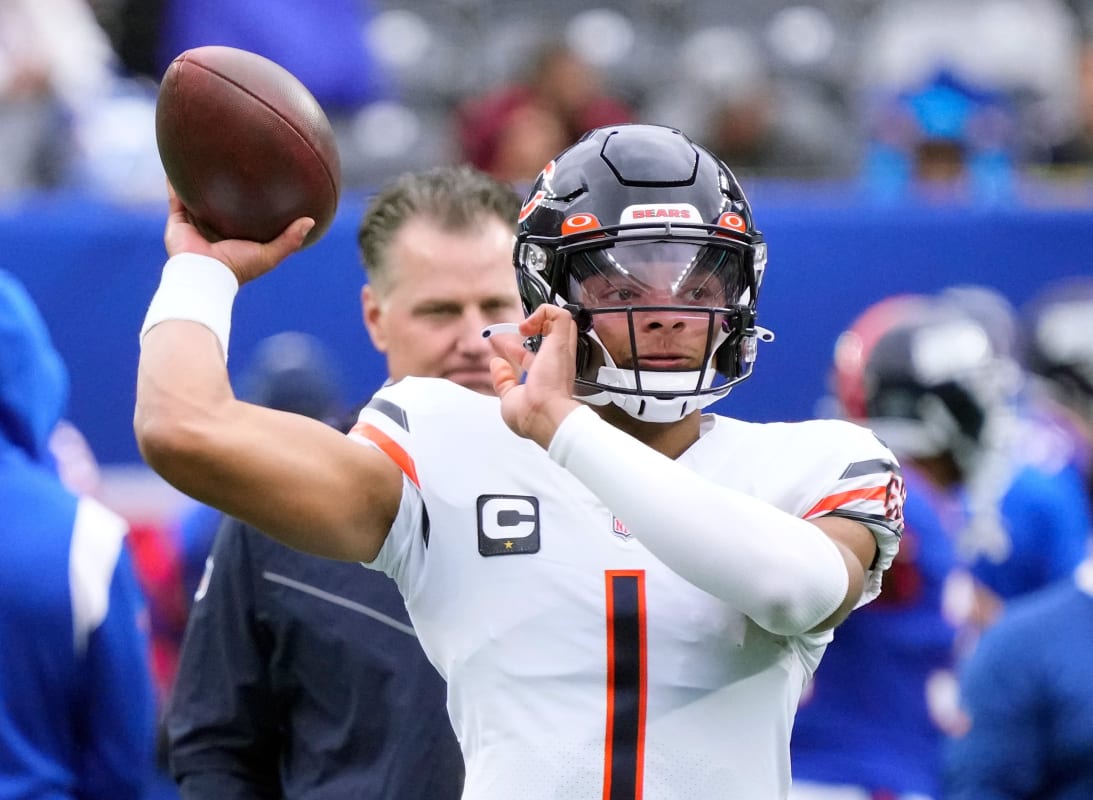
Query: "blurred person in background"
1018 275 1093 493
945 275 1093 798
455 41 633 187
819 284 1087 625
938 293 1091 627
0 0 120 195
0 269 156 799
859 68 1019 204
944 547 1093 799
792 286 1091 798
165 165 523 800
1044 35 1093 169
643 24 860 182
854 0 1082 201
1032 0 1093 171
790 296 974 800
870 286 1087 627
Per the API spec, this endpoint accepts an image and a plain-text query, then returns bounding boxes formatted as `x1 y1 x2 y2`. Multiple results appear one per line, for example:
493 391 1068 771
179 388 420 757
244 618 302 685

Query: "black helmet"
515 123 769 422
855 302 1013 469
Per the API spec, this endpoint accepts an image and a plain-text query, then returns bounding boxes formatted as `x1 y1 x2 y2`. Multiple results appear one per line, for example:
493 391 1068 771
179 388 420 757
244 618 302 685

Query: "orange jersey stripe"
804 484 887 519
351 422 420 488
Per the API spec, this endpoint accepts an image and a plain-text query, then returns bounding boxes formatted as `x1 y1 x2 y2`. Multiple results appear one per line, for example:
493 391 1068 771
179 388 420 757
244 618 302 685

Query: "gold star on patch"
504 541 514 550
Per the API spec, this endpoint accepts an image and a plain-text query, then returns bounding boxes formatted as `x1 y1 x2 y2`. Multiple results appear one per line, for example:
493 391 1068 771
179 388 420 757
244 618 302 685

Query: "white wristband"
140 253 239 362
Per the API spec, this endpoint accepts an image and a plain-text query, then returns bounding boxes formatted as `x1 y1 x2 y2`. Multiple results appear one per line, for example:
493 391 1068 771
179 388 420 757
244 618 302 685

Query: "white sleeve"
548 406 850 636
69 497 129 654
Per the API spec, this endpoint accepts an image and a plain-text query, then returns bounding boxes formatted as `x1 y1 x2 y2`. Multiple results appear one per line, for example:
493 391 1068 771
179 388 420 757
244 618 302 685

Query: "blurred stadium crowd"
7 0 1093 199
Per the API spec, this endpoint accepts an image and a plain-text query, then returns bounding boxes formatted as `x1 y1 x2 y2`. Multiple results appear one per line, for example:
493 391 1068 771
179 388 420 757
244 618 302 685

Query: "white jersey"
351 377 902 800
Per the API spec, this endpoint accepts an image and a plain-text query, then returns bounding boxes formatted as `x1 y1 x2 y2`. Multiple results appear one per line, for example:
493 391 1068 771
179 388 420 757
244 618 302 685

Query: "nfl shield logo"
612 516 632 540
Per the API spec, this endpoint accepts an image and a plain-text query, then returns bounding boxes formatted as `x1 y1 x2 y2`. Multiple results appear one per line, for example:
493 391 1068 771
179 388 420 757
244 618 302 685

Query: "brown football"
155 45 340 248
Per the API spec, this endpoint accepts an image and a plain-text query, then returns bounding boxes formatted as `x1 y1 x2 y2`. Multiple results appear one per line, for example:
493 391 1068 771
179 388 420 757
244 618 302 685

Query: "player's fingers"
165 181 187 221
484 328 529 367
262 217 314 263
490 355 520 397
521 304 553 333
534 304 577 354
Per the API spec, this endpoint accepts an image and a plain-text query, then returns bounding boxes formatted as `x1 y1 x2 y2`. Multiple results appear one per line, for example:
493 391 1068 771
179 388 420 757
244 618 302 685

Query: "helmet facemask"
519 226 767 422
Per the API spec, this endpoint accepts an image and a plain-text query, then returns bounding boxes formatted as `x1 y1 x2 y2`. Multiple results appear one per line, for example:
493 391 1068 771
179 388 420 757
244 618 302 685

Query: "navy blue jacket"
166 516 464 799
945 563 1093 799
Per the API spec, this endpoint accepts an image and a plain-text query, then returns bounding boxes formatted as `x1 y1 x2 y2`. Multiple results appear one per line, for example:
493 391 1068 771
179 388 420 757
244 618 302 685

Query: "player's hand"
489 304 582 450
163 181 314 286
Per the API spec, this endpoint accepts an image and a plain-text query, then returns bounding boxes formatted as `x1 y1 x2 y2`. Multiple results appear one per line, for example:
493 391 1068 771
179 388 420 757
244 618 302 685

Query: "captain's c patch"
477 494 541 556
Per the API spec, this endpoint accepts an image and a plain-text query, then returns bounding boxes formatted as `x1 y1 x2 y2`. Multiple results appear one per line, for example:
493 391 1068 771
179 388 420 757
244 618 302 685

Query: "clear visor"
566 241 747 310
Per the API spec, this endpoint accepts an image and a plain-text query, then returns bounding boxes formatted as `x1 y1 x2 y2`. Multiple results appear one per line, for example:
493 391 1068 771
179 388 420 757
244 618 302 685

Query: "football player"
135 124 903 799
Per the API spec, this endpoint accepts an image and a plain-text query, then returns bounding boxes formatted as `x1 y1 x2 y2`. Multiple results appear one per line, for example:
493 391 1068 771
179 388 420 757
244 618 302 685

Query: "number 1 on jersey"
604 570 647 800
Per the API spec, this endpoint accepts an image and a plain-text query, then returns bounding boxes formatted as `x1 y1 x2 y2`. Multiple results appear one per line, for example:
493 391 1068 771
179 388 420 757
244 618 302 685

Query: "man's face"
363 214 522 394
569 242 734 371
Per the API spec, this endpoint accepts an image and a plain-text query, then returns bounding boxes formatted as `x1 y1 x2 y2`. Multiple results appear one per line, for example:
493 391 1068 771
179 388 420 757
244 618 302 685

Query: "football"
155 45 341 248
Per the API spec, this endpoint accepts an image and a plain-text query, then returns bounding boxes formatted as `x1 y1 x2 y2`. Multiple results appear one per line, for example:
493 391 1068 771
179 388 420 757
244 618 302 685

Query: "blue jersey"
791 465 962 796
958 416 1090 602
945 561 1093 799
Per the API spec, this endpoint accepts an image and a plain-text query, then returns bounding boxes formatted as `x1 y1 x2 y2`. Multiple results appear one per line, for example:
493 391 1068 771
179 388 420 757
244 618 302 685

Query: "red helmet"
832 294 932 421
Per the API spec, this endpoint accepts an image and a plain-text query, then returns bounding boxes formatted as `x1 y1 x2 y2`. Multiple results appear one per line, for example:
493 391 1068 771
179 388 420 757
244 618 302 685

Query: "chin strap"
573 319 777 423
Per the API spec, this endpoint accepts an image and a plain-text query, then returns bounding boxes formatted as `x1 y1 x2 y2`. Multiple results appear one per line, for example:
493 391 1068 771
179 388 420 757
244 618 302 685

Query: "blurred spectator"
0 269 156 799
455 41 633 186
944 549 1093 799
860 68 1019 203
1044 37 1093 169
855 0 1082 200
157 0 390 188
644 25 860 181
791 296 972 800
0 0 120 195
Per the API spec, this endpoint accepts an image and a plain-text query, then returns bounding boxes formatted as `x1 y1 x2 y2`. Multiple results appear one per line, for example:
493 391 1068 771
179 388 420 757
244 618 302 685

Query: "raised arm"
134 189 402 563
